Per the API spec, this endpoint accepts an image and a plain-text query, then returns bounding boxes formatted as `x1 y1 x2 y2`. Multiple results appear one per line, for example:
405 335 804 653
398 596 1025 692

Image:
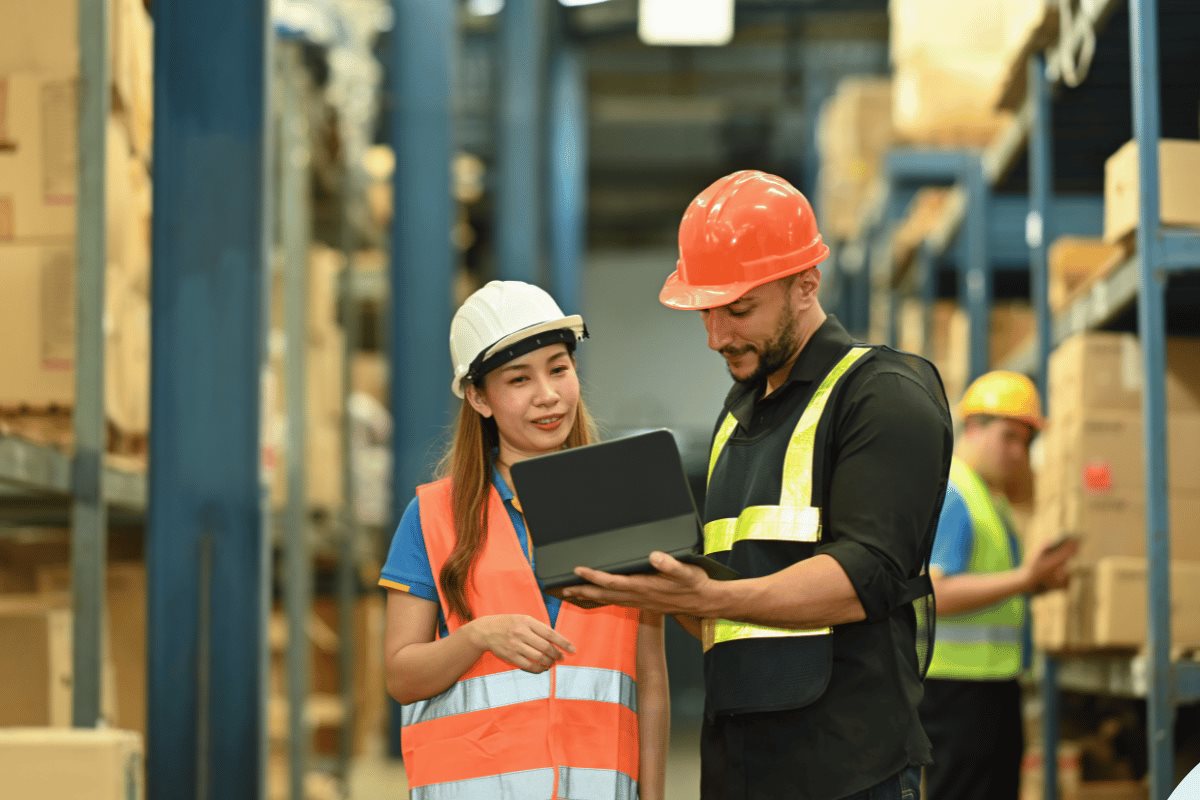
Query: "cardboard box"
352 352 388 407
0 594 118 727
990 302 1035 368
1049 333 1200 417
1048 238 1127 313
1020 742 1083 800
1092 557 1200 649
890 0 1014 63
0 0 153 157
1032 568 1095 653
892 54 1013 147
818 77 892 175
0 727 143 800
1104 139 1200 243
1041 410 1200 496
1049 334 1143 414
308 422 345 510
1034 489 1200 563
1077 783 1147 800
0 75 137 250
0 242 150 433
37 563 146 740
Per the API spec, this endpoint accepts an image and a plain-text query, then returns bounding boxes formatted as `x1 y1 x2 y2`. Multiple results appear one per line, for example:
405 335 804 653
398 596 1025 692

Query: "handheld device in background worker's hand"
1024 533 1081 593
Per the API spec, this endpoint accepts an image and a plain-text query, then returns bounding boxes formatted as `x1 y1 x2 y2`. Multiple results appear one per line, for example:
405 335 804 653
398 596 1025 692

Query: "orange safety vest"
403 477 642 799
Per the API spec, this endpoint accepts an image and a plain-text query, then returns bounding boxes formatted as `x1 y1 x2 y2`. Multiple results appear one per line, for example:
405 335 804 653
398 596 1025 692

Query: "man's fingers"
648 551 695 579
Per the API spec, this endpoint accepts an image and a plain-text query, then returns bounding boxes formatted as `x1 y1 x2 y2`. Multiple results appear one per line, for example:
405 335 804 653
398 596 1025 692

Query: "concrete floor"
345 723 705 799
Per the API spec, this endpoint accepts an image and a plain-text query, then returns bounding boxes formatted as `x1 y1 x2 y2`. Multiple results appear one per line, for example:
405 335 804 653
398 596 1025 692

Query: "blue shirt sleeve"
930 485 974 577
379 497 439 603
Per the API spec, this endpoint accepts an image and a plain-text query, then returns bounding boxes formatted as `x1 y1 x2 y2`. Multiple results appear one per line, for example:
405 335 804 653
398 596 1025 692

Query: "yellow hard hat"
959 370 1044 430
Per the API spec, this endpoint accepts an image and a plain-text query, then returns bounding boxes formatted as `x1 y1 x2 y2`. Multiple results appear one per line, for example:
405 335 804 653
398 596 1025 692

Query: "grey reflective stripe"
401 670 550 726
558 767 638 800
411 768 556 800
936 623 1022 645
555 666 638 713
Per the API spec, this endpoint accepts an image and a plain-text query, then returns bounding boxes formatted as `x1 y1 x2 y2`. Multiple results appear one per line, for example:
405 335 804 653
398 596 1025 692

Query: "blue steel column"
71 0 110 729
547 15 586 314
497 0 549 284
148 1 271 798
388 0 457 755
1128 1 1174 797
963 158 991 381
1028 50 1060 800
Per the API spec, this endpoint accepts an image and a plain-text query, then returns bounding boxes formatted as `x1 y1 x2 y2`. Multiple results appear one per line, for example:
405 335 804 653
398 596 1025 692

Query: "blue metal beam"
886 149 974 185
71 0 110 729
147 0 271 797
547 13 586 315
388 0 457 756
1028 48 1061 800
497 0 549 283
962 158 990 381
1128 1 1175 797
1159 230 1200 272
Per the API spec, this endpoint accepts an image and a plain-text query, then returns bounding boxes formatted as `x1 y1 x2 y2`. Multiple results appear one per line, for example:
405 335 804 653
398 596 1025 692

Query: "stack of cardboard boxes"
1033 332 1200 652
0 531 146 793
266 244 347 511
265 594 386 800
889 0 1049 146
816 77 893 240
0 0 154 456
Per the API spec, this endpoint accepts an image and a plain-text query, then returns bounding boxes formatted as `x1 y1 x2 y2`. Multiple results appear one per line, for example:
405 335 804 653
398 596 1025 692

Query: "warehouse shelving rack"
836 1 1200 797
0 2 382 798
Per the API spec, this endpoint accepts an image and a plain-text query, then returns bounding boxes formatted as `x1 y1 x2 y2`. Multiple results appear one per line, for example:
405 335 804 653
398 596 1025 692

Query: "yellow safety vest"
927 458 1026 680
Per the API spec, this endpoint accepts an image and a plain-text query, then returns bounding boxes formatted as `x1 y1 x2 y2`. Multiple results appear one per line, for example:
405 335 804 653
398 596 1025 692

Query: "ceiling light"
467 0 504 16
638 0 734 46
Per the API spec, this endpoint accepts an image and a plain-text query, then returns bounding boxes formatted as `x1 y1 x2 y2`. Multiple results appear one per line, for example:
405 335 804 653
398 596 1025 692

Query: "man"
921 370 1078 800
563 170 952 799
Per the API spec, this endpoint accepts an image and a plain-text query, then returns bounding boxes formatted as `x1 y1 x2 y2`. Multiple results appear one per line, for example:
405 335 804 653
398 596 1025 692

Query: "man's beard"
724 301 802 386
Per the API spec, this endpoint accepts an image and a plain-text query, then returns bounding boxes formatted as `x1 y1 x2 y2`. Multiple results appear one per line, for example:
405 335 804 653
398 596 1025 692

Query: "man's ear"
465 383 493 419
791 267 822 308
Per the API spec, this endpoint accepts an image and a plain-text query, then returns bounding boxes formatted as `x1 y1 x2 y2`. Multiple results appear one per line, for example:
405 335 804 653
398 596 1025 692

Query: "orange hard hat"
959 370 1044 430
659 170 830 311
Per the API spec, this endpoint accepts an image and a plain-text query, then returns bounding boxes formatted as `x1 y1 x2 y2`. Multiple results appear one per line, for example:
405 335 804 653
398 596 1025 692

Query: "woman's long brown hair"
437 362 596 623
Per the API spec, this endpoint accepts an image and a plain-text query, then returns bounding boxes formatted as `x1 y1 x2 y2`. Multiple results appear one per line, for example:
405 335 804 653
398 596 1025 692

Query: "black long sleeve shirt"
710 315 952 797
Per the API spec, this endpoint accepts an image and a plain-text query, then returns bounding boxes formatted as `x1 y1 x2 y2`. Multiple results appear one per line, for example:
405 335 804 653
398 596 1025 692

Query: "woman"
380 280 669 800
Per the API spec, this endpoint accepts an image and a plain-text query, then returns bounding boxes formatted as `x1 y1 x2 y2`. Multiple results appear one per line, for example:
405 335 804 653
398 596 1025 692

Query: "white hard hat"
449 280 587 398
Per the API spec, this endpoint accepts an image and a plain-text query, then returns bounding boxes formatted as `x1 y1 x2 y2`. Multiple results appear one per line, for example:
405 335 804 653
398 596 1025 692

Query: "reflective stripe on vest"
402 670 549 727
558 766 638 800
927 458 1026 680
411 766 638 800
701 346 872 652
402 665 637 727
933 623 1022 645
556 665 639 712
410 768 556 800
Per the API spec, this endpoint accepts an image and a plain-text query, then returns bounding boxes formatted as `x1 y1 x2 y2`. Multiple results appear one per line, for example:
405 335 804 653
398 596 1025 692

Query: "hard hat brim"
657 247 829 311
451 314 586 398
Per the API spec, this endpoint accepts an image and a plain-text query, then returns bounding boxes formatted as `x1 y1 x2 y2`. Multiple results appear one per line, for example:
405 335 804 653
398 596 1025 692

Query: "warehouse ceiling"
448 0 890 250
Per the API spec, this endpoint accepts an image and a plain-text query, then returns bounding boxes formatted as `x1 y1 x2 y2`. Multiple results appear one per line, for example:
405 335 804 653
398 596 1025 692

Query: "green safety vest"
927 457 1026 680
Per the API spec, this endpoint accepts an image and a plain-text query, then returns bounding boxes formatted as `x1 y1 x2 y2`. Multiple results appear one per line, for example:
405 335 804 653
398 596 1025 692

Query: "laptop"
509 428 741 590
